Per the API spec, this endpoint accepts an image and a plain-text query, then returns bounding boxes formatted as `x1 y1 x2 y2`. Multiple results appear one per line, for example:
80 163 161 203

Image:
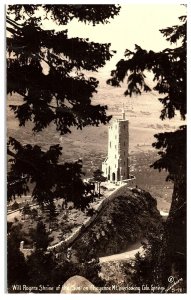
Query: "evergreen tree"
31 221 49 250
30 208 38 220
6 7 121 291
107 14 186 289
11 201 19 210
22 203 31 219
7 5 120 208
7 226 28 290
26 250 56 289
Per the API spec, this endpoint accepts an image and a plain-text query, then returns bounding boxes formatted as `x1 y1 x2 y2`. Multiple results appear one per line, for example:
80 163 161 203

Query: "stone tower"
102 105 129 182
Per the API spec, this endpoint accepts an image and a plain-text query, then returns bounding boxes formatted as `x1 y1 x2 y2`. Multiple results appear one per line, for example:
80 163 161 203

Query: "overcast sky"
68 4 186 49
42 4 186 73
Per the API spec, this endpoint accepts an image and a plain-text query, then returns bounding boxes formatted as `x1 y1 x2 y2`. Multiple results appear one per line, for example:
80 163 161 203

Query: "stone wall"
47 181 136 252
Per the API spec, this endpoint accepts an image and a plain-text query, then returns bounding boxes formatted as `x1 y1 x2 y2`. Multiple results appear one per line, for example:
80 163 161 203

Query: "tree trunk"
161 170 186 290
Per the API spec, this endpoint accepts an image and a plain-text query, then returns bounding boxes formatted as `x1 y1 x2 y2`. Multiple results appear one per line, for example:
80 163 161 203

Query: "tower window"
115 135 117 139
110 141 111 148
124 161 125 165
124 125 126 129
115 145 117 149
124 151 125 156
124 141 125 146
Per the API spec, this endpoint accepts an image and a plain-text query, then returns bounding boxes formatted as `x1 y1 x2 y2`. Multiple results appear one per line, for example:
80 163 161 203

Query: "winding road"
7 186 168 263
99 241 144 263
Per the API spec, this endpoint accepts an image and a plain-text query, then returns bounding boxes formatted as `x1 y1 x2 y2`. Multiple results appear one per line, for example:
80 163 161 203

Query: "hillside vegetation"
71 187 162 260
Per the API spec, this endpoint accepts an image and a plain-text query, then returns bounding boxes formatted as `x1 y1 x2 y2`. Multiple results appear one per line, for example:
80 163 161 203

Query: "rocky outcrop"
71 187 162 260
60 275 100 293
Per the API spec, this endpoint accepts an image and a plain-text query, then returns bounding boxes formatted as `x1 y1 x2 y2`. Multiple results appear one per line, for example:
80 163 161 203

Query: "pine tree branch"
9 90 57 110
6 26 19 36
37 54 53 70
7 148 40 173
6 16 23 29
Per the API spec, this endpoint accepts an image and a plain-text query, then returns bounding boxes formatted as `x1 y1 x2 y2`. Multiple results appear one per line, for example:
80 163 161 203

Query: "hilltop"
70 186 162 261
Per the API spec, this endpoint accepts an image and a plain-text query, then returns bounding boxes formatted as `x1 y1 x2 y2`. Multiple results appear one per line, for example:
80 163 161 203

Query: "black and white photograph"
5 2 187 294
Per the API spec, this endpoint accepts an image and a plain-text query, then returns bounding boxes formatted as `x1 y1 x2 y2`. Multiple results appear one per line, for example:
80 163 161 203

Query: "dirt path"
99 240 144 263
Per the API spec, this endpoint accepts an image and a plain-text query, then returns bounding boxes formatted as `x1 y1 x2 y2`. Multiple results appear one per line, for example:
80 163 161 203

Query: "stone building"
102 106 129 182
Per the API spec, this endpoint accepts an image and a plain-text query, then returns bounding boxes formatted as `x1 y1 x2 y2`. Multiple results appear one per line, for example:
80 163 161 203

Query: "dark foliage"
129 233 164 291
30 221 49 250
26 250 56 288
7 5 120 206
71 190 161 260
7 5 120 26
22 203 31 216
151 125 186 181
7 226 29 289
7 5 120 292
107 13 187 290
7 138 94 209
107 16 186 120
11 201 19 210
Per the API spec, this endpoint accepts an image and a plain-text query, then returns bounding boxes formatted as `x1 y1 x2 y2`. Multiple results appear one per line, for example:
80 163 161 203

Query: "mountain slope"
71 187 162 260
